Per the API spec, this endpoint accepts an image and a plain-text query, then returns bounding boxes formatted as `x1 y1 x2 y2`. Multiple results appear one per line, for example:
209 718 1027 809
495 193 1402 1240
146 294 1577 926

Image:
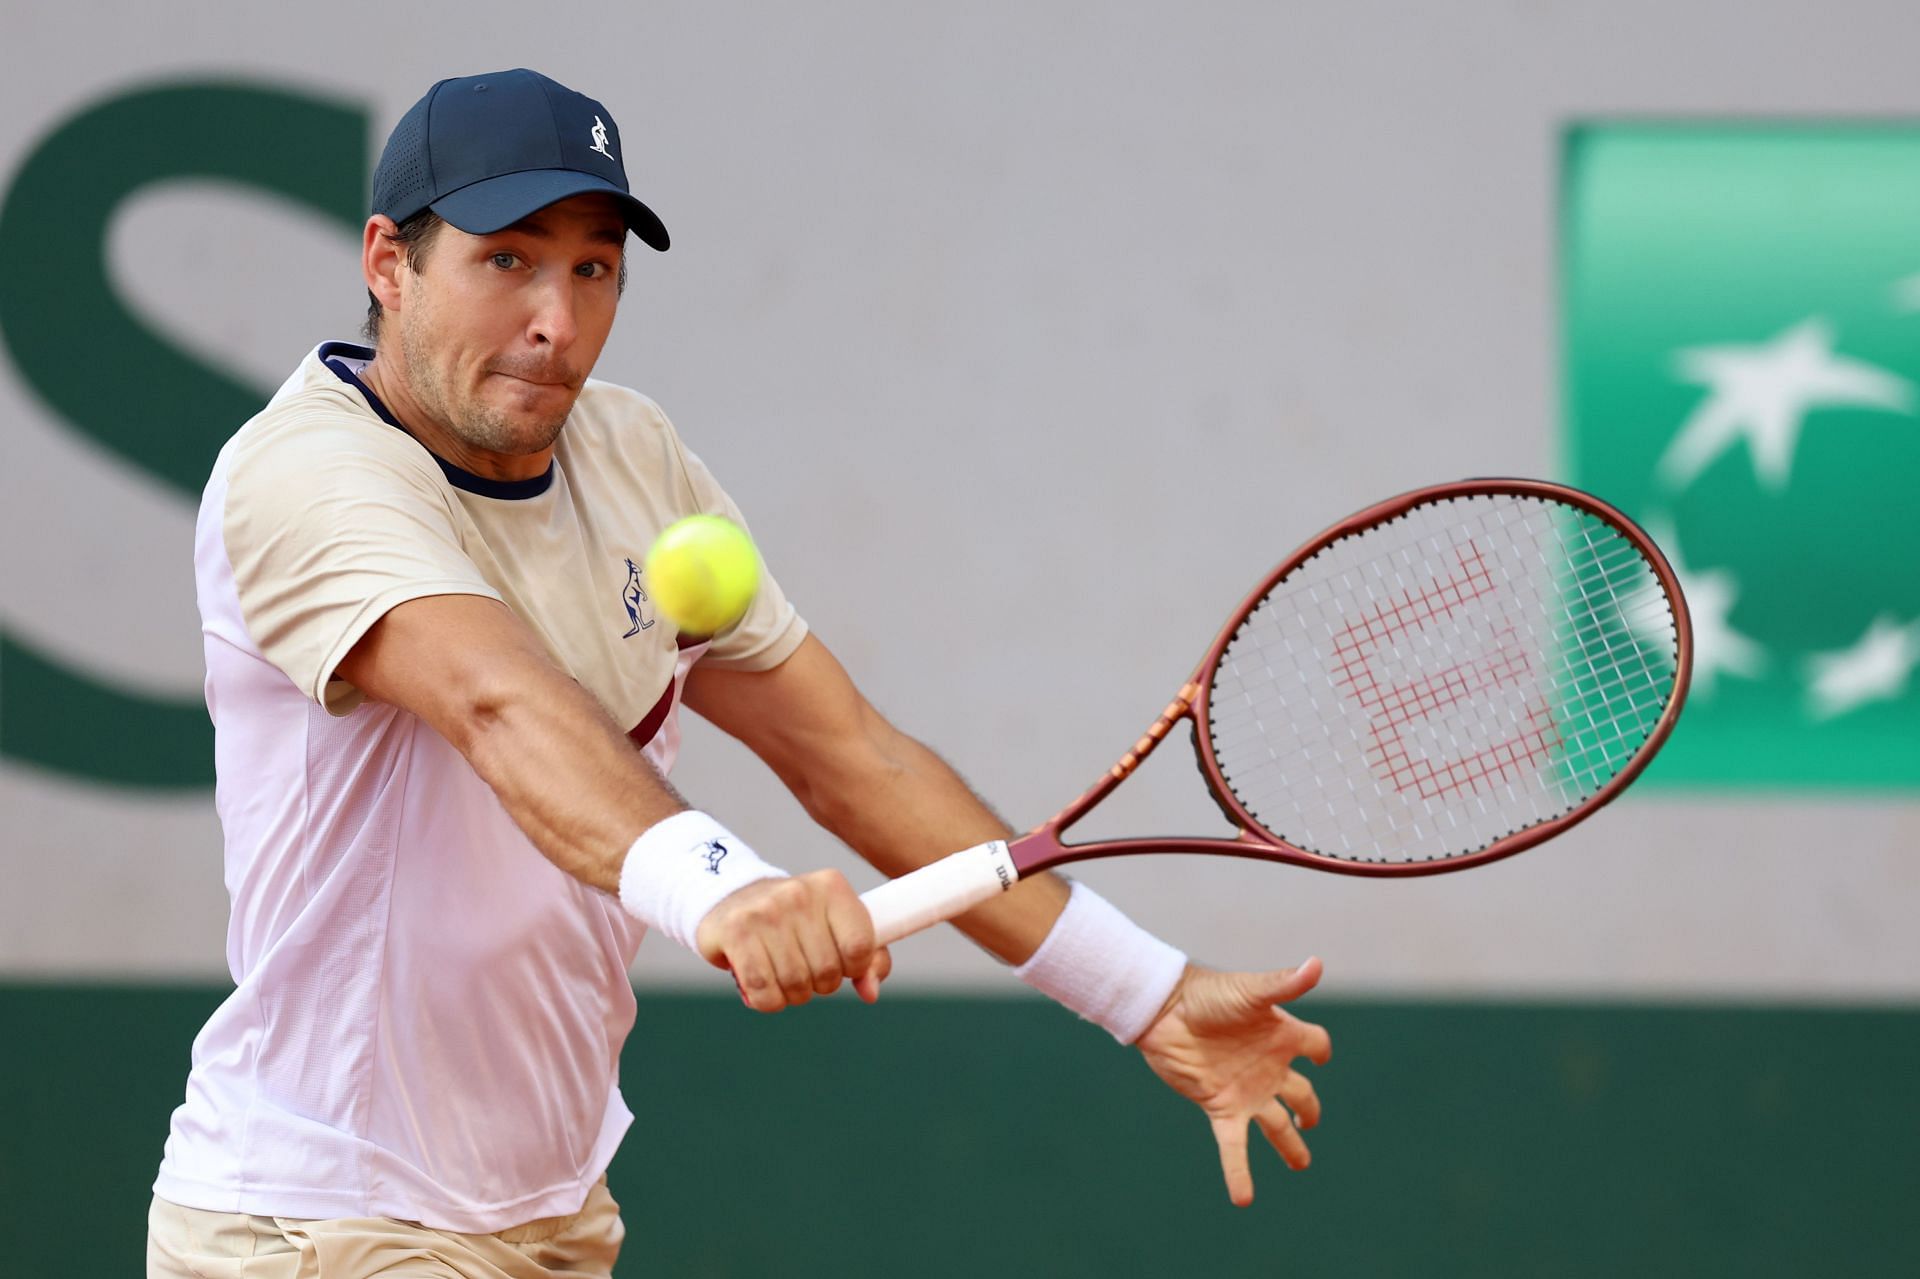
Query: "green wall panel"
1 987 1911 1275
1562 125 1920 787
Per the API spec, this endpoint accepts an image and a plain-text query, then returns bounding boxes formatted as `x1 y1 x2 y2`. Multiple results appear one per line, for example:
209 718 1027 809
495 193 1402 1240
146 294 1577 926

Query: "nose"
526 275 578 354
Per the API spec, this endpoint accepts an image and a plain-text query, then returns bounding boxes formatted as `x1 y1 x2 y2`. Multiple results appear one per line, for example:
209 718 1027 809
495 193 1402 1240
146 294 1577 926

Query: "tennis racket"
859 478 1691 947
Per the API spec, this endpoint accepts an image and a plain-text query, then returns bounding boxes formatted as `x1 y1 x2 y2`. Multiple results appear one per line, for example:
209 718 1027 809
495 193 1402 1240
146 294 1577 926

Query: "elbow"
433 661 530 766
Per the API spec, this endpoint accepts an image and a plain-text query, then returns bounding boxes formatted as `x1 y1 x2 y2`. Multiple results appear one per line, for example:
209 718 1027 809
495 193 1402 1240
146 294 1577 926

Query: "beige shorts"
146 1179 623 1279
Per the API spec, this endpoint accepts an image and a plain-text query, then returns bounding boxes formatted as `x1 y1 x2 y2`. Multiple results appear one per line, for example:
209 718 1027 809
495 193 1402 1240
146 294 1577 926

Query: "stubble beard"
398 311 573 458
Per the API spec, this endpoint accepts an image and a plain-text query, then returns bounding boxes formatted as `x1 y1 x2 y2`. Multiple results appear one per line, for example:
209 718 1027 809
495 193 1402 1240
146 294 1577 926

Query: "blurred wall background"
3 2 1914 1272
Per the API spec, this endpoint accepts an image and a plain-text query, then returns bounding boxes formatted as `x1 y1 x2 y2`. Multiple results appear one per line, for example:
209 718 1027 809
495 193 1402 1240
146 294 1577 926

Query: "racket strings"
1205 494 1680 864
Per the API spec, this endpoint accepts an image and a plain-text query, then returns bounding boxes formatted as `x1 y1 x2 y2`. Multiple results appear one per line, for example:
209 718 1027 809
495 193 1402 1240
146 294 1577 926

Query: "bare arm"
335 594 884 1008
336 593 682 894
682 632 1070 964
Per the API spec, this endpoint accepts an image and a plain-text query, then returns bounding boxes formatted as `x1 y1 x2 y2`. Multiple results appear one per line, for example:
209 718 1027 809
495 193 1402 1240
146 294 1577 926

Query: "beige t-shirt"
234 342 803 717
157 342 806 1232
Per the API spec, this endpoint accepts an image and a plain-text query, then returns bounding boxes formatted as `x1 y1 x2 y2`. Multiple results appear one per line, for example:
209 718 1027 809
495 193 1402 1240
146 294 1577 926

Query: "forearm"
684 635 1068 964
683 634 1179 1030
456 670 687 894
804 722 1069 966
337 595 688 896
813 724 1188 1041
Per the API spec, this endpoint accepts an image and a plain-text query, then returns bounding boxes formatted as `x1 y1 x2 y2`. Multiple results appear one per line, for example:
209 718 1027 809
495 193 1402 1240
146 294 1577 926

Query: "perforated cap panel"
371 89 438 222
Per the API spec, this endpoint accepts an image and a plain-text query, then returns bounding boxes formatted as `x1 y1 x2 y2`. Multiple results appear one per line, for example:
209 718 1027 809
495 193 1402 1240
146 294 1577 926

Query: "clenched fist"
694 869 893 1011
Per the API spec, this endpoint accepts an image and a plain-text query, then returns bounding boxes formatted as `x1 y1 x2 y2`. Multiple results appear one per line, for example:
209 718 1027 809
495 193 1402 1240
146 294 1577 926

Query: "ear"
362 215 406 316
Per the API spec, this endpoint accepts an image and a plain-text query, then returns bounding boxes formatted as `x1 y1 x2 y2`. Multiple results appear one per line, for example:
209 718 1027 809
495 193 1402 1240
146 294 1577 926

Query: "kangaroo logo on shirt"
621 558 654 638
700 839 728 875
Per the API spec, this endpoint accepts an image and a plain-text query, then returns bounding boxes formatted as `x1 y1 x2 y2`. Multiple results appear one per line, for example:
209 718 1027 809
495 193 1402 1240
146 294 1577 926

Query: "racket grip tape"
859 840 1020 947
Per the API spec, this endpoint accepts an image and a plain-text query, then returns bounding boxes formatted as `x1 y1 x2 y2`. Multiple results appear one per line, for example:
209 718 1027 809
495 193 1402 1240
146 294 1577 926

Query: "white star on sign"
1804 615 1920 720
1657 318 1912 492
1642 520 1768 699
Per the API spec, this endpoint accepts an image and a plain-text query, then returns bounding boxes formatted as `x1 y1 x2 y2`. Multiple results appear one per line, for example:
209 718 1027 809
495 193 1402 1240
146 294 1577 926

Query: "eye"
489 252 521 270
576 261 612 280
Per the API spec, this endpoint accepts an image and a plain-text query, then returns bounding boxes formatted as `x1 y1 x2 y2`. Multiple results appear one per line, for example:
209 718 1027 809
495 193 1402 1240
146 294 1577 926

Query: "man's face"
393 193 626 457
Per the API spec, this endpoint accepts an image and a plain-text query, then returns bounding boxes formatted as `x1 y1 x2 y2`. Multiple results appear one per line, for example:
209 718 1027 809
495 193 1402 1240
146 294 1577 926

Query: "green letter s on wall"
0 82 366 787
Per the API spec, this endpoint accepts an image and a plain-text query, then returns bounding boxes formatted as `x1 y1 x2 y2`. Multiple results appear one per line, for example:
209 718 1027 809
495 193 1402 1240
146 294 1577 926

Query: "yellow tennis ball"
644 515 762 635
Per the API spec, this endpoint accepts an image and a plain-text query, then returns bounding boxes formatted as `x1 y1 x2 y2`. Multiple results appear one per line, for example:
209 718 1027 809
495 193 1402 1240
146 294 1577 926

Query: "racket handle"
860 840 1020 947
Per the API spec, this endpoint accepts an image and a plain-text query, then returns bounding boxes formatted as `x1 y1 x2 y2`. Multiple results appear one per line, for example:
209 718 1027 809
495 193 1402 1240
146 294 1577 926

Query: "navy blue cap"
372 68 668 250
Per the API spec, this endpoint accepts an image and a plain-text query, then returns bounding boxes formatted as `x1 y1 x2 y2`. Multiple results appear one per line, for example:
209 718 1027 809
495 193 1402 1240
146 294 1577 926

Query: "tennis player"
147 67 1332 1278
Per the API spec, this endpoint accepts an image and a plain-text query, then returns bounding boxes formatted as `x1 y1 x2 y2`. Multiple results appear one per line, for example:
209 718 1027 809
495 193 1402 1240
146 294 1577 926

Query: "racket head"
1167 478 1689 875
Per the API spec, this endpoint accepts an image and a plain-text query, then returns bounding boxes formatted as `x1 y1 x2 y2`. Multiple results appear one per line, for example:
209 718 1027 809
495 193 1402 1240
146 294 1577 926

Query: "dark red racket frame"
1004 478 1694 879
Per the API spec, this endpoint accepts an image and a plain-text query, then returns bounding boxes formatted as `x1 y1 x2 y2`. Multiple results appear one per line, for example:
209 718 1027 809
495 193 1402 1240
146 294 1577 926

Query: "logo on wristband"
698 839 728 875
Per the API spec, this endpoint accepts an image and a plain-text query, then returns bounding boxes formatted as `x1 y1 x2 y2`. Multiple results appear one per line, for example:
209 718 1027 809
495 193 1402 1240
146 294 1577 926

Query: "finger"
715 955 751 1009
850 945 892 1003
818 872 876 978
1250 956 1323 1006
761 928 815 1009
790 899 846 998
1254 1098 1311 1171
1275 1009 1333 1065
730 937 785 1014
1278 1070 1322 1130
1209 1115 1255 1208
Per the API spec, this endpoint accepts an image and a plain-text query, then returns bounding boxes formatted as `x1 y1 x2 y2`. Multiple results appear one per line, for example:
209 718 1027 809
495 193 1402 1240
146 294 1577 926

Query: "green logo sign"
1563 125 1920 787
0 82 368 787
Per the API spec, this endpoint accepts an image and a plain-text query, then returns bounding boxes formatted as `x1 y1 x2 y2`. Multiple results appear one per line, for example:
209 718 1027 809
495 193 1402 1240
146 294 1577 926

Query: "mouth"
494 371 574 390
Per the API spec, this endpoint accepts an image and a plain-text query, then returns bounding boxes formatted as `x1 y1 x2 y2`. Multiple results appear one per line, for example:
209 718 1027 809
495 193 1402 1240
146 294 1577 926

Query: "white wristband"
1013 881 1188 1044
618 811 788 951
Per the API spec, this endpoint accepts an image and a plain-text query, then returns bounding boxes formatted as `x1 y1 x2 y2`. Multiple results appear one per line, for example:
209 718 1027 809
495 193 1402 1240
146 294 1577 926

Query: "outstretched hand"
1134 958 1332 1207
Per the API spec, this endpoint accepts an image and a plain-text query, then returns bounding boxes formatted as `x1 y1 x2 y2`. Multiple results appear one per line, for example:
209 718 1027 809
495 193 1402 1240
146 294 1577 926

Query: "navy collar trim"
317 341 555 500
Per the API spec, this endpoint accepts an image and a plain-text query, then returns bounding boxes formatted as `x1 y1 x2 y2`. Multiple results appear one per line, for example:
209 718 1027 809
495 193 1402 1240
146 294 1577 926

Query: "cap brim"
431 170 669 250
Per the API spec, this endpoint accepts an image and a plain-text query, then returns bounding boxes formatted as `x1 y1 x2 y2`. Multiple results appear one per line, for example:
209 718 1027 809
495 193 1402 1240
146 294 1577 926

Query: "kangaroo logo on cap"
589 115 615 161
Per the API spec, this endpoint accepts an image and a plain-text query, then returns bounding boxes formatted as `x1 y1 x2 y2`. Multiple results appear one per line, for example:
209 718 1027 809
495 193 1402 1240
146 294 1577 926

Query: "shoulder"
217 355 445 502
